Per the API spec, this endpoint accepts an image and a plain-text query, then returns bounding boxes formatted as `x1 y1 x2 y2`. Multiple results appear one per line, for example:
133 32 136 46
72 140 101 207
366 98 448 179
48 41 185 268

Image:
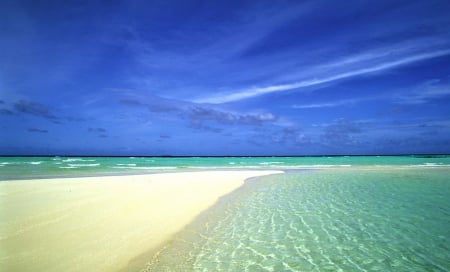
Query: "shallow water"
146 168 450 271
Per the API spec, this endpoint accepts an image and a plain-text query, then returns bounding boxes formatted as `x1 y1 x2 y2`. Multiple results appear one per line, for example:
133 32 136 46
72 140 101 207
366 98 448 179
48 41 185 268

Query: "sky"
1 0 450 156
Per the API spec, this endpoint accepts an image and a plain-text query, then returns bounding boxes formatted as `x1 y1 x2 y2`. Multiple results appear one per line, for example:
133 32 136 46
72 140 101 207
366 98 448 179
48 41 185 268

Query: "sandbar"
0 170 281 271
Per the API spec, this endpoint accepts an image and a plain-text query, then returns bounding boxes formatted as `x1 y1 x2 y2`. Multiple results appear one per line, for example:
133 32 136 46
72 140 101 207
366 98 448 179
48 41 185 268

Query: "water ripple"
145 169 450 271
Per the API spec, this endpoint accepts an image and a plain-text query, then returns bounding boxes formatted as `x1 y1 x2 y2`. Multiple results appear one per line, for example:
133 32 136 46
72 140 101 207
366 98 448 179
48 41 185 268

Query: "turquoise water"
146 168 450 271
1 155 450 180
1 156 449 271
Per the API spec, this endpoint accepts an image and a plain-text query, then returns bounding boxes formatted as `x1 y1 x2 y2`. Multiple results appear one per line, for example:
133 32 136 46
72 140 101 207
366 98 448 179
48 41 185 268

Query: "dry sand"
0 170 281 272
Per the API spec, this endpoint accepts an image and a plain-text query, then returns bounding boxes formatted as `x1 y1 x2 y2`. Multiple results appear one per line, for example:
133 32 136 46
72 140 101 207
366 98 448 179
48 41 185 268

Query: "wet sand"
0 170 281 271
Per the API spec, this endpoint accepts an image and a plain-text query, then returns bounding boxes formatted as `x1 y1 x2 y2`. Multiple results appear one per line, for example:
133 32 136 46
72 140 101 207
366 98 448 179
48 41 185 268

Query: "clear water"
1 156 449 271
1 155 450 180
146 168 450 271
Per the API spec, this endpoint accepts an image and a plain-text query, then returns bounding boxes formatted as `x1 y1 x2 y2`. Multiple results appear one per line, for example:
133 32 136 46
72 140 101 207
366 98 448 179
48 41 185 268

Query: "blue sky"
1 0 450 155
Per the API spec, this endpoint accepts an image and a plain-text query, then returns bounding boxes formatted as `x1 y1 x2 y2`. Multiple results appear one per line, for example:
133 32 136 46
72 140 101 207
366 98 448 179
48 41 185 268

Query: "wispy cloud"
292 101 349 109
0 108 14 115
119 93 277 128
196 48 450 104
88 127 107 133
86 127 109 138
189 121 223 134
189 106 276 126
13 100 60 122
292 97 372 109
27 128 48 133
396 79 450 104
121 3 311 93
321 119 365 147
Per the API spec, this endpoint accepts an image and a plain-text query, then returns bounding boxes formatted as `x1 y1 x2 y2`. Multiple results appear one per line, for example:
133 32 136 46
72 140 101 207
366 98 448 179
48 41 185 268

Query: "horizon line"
1 154 449 158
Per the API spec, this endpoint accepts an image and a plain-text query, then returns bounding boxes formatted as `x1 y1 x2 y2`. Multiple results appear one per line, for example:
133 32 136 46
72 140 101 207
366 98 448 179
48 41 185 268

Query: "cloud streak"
0 109 14 115
27 128 48 133
197 49 450 104
292 98 365 109
396 80 450 104
120 94 277 128
88 127 107 133
188 106 276 126
13 100 59 122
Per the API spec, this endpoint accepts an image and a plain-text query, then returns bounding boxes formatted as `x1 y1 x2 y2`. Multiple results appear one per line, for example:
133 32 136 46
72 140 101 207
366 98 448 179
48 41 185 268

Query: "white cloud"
196 48 450 104
397 80 450 104
292 99 359 109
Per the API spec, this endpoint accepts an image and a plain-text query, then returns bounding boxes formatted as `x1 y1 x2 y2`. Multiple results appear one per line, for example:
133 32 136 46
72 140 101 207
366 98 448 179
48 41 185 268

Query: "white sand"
0 170 281 272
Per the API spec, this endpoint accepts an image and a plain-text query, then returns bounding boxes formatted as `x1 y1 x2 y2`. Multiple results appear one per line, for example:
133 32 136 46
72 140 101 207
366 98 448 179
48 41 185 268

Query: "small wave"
29 161 43 165
111 166 177 170
116 163 137 166
59 166 79 169
415 163 448 167
63 158 82 162
258 162 284 165
63 158 96 162
295 164 353 168
187 166 258 169
68 163 100 167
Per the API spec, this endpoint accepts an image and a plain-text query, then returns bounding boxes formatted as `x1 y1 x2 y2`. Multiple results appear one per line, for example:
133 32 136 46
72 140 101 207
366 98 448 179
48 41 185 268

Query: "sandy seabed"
0 170 281 272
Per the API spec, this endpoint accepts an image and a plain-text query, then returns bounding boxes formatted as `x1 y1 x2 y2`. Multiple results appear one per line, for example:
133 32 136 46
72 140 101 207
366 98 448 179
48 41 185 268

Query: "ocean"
1 156 449 271
1 155 450 180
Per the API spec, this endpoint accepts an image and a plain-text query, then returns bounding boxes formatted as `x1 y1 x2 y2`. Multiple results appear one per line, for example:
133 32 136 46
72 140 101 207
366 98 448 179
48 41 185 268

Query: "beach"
1 157 449 271
0 170 281 272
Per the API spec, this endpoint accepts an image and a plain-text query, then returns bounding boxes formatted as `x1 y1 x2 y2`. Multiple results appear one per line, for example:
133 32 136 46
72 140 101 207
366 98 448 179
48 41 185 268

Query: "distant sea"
1 156 449 271
1 155 450 180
